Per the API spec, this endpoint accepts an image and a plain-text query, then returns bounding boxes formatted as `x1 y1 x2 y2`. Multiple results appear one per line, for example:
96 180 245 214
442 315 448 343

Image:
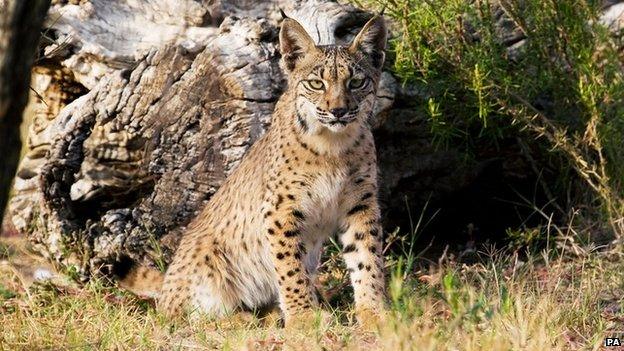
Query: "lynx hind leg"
157 277 190 318
159 274 239 319
158 249 238 319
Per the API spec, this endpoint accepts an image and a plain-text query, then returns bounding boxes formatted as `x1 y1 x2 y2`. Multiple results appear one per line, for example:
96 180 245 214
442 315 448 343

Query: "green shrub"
355 0 624 238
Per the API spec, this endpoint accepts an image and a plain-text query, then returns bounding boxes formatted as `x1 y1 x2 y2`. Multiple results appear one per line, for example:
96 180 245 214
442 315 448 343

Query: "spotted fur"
157 16 388 327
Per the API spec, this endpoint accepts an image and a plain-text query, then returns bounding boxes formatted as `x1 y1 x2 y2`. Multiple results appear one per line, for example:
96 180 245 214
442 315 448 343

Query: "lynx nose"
330 108 348 119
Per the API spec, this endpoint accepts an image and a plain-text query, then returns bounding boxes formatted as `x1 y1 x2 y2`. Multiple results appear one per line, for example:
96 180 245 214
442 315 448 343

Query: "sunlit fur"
285 49 381 158
279 15 387 156
293 45 380 132
148 16 389 329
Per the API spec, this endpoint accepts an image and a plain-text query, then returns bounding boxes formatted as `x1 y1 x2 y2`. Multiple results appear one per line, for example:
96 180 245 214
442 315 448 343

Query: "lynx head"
279 16 387 134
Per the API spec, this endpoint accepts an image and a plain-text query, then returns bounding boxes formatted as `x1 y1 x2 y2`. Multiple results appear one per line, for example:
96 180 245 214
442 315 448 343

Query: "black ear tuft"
350 16 387 69
279 18 316 72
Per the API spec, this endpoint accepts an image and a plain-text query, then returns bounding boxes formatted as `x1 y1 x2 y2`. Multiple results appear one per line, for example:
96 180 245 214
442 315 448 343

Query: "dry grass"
1 235 622 351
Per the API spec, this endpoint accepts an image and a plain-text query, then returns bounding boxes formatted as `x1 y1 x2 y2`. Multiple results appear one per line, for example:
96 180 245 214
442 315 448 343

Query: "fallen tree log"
9 0 624 279
10 0 405 278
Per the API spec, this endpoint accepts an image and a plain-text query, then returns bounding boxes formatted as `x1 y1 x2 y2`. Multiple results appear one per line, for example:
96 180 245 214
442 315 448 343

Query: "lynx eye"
307 79 325 90
348 77 366 89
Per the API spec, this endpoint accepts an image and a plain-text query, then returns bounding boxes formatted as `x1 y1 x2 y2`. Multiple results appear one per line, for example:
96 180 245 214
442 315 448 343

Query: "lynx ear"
280 18 316 72
350 16 387 69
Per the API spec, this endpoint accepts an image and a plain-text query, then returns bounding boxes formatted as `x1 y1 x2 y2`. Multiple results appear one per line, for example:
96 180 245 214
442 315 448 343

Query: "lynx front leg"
339 191 386 322
263 197 318 327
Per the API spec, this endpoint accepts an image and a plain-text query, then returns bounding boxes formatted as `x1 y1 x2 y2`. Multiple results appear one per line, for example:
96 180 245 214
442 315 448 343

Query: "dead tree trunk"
0 0 50 228
8 0 624 279
8 0 403 278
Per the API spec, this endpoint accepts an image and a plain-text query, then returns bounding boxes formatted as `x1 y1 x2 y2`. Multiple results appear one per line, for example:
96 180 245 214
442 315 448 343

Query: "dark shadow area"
375 93 563 261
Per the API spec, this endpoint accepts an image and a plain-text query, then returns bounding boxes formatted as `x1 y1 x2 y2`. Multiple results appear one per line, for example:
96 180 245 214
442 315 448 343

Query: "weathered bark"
9 0 400 278
0 0 51 229
8 0 624 279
